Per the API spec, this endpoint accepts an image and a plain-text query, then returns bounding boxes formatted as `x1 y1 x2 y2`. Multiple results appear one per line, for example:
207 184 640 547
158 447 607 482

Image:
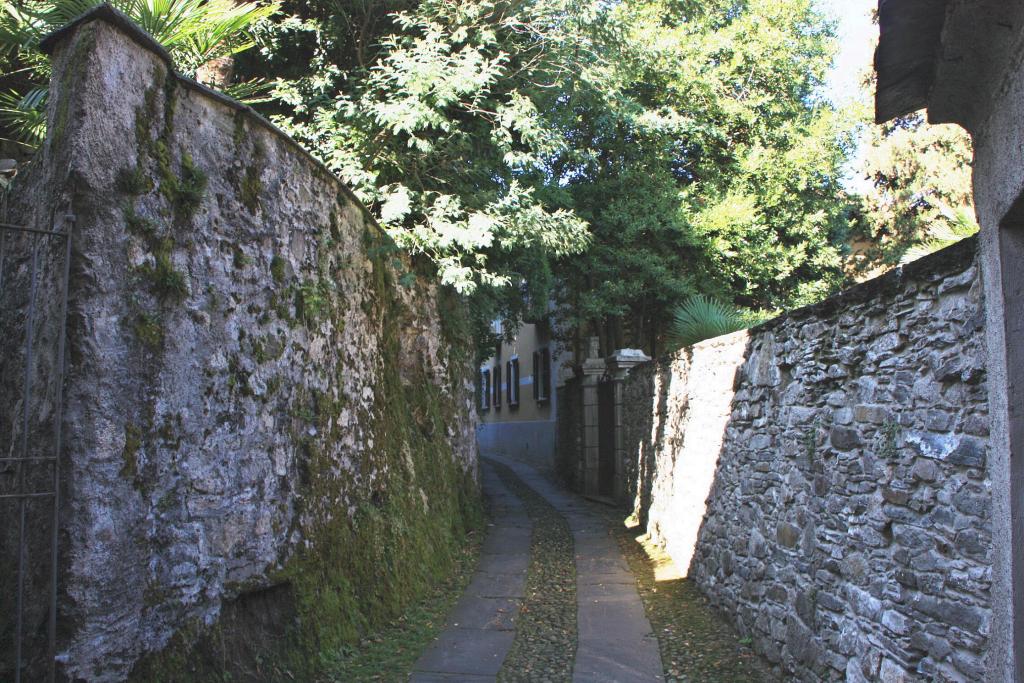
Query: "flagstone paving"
411 457 663 682
410 464 530 681
492 457 663 683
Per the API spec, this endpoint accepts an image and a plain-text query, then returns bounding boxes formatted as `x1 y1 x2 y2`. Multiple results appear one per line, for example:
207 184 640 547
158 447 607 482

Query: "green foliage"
0 87 46 148
136 237 188 300
119 165 154 195
852 111 977 273
549 0 855 354
238 0 593 311
240 0 857 352
154 142 208 221
270 254 287 284
0 0 279 147
667 295 765 350
899 206 978 264
295 278 331 322
124 205 156 236
132 310 164 348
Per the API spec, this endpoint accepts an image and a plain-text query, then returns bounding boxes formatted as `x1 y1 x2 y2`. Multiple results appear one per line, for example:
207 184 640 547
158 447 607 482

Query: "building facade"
476 321 560 472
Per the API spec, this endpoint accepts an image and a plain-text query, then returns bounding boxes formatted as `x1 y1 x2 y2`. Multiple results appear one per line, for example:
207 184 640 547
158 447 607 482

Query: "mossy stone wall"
2 14 479 682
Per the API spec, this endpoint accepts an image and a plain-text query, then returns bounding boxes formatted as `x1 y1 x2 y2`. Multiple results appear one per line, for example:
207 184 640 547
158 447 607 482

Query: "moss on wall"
128 217 481 683
39 20 479 679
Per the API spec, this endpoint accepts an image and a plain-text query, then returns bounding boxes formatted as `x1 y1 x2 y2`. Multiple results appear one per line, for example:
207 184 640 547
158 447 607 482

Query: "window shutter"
493 365 502 408
543 348 551 400
508 358 520 406
480 369 491 411
535 348 551 401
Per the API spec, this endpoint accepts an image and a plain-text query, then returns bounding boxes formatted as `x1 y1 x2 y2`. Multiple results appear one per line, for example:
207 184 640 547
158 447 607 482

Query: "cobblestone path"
411 457 663 682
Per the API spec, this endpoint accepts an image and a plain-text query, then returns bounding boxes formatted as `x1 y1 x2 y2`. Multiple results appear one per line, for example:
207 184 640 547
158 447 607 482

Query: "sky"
814 0 879 190
815 0 877 105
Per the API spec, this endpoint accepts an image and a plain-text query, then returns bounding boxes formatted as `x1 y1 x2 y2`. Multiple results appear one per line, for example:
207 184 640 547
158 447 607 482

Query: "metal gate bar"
0 197 73 683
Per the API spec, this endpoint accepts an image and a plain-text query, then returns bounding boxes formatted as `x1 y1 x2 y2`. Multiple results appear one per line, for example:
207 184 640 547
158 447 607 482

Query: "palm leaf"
668 294 749 349
900 206 980 264
221 77 275 104
0 87 48 146
0 0 280 150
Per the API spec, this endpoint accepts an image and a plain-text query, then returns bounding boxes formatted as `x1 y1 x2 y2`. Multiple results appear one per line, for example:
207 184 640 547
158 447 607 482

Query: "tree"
548 0 857 355
240 0 859 352
240 0 593 312
850 111 976 275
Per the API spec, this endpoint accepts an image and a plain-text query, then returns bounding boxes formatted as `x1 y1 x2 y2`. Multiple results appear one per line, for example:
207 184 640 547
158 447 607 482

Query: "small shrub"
119 166 153 195
270 255 287 284
133 311 164 348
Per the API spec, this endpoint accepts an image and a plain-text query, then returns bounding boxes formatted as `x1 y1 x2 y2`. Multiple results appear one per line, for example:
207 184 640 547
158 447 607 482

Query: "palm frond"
900 207 979 264
0 0 280 149
124 0 280 74
221 77 275 104
0 87 48 146
668 294 753 349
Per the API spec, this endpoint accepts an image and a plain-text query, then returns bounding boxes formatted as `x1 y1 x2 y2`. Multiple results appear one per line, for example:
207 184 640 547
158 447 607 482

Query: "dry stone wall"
620 238 990 682
0 10 478 682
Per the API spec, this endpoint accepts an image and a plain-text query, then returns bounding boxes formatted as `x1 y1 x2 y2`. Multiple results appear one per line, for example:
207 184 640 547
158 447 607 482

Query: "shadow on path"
412 457 667 682
410 463 530 681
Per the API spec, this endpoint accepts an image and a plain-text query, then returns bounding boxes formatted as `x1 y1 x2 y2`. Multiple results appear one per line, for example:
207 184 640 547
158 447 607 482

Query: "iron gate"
0 190 73 683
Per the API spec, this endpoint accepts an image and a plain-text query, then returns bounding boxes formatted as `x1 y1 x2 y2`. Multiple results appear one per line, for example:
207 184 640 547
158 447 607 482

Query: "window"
493 364 502 409
479 369 491 412
507 357 520 406
533 348 551 402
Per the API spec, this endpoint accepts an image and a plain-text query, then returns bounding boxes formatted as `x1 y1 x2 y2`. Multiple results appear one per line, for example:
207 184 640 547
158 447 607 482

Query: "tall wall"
0 10 478 682
618 238 990 681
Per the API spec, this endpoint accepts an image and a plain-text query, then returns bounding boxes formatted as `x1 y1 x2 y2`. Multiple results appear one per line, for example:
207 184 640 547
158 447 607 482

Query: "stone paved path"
411 457 663 682
410 463 531 681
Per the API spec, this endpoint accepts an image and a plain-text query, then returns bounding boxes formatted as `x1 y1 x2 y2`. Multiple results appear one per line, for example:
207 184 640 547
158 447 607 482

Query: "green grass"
317 526 483 682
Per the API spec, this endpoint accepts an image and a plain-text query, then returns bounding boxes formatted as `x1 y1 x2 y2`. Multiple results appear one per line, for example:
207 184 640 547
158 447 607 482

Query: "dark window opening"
493 364 502 409
507 357 520 407
533 348 551 402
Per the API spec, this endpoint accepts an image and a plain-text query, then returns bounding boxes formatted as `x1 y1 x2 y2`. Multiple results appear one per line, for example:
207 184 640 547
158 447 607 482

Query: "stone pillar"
965 38 1024 682
580 338 605 496
606 349 652 503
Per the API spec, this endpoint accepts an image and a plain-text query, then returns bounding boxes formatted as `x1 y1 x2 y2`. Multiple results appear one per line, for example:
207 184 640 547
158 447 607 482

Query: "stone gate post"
606 349 652 503
580 338 605 496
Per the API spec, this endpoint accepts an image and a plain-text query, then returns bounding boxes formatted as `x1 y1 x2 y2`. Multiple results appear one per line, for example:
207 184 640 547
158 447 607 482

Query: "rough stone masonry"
619 238 990 682
0 9 478 681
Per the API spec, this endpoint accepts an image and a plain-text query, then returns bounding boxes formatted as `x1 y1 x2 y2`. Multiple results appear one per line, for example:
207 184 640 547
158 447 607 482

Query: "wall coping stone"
38 3 385 237
644 236 978 367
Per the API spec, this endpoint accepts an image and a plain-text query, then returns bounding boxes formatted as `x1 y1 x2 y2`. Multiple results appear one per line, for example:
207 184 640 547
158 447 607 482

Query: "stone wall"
0 9 478 682
618 238 990 681
621 332 748 574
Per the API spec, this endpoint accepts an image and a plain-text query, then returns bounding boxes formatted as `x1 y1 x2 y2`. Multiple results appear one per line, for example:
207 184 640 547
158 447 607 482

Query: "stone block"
881 609 910 636
776 522 802 548
847 585 882 619
910 458 939 482
854 404 890 424
911 595 984 632
829 427 861 451
946 436 986 468
879 658 912 683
